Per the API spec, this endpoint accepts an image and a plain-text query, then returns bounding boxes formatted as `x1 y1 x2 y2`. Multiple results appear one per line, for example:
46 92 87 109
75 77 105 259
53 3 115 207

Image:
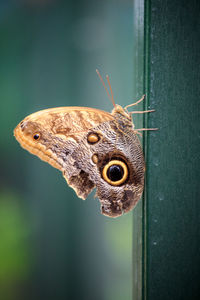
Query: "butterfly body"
14 105 145 217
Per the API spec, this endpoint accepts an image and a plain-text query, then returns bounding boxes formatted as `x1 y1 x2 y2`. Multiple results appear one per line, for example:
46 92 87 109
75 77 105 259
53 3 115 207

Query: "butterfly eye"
102 160 128 186
33 133 41 141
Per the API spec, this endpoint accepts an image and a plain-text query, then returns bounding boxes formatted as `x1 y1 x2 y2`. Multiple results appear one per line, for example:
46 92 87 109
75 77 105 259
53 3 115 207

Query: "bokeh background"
0 1 143 299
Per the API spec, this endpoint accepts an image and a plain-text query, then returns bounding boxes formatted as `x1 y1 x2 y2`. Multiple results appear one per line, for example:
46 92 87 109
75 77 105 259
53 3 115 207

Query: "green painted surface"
145 0 200 299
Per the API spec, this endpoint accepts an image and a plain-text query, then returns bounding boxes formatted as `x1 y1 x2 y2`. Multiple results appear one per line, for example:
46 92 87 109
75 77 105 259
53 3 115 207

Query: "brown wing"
20 106 113 135
14 106 114 171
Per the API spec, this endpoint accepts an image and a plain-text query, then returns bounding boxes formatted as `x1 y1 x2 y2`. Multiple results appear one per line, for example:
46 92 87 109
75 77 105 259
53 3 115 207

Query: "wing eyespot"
33 133 41 141
91 154 99 164
87 132 100 144
102 160 128 186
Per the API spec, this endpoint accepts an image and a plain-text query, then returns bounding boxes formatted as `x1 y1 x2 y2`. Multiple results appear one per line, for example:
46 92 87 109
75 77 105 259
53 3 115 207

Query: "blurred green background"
0 1 143 299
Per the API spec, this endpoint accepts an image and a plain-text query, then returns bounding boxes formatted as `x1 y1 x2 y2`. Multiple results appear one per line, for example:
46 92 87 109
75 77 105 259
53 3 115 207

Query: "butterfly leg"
130 109 155 114
134 131 143 137
124 95 146 111
135 128 158 136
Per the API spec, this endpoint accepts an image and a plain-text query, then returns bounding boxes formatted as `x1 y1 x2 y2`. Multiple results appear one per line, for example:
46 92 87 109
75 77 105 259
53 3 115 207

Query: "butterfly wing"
63 118 145 217
14 106 114 171
14 106 144 218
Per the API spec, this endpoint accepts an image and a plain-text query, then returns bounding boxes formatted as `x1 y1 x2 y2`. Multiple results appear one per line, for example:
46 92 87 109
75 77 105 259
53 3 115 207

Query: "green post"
144 0 200 299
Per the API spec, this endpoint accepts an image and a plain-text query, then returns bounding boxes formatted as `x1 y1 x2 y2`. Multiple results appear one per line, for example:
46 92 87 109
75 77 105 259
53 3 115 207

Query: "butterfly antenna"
106 74 116 108
96 69 115 107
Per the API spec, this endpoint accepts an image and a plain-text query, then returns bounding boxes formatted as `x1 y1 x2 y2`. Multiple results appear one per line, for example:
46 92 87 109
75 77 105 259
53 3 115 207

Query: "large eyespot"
102 160 128 186
33 133 41 141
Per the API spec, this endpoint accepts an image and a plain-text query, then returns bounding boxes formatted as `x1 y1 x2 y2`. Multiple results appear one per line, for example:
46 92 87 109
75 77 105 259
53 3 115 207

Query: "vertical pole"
132 0 145 299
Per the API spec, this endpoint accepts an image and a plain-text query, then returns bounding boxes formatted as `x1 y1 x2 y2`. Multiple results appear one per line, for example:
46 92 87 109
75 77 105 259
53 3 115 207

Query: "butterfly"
14 70 156 217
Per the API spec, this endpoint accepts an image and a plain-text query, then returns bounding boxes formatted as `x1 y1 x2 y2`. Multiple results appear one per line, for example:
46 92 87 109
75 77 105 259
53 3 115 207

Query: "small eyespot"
87 132 100 144
92 154 98 164
102 160 128 186
33 133 41 141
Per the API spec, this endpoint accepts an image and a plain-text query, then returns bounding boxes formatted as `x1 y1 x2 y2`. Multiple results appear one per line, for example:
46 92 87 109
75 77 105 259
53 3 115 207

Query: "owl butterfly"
14 70 156 218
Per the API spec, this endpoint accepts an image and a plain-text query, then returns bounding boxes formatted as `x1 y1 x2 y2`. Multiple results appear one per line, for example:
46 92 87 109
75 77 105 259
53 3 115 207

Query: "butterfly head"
111 104 132 121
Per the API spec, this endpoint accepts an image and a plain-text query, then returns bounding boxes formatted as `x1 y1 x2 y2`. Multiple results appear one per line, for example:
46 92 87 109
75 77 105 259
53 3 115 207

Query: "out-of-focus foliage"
0 0 139 299
0 191 33 299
